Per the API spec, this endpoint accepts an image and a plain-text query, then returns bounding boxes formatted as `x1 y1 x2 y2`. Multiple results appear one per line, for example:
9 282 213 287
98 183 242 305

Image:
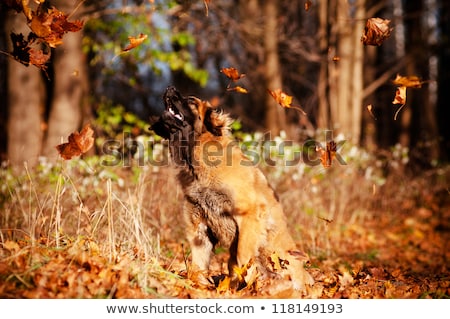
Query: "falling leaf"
332 56 340 62
221 67 248 94
316 140 337 168
56 124 94 160
361 17 393 46
268 88 307 115
392 74 424 88
304 1 312 11
29 6 84 48
392 86 406 105
29 47 51 70
122 33 148 52
227 86 248 94
220 67 245 82
367 104 377 120
391 74 427 120
203 0 211 16
392 86 407 120
9 32 31 66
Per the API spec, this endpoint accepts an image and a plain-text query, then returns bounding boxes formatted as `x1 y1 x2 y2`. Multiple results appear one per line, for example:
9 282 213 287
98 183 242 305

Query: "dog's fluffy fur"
150 86 313 291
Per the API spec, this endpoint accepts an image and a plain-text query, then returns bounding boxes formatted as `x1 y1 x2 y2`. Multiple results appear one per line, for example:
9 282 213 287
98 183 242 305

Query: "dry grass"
0 150 449 298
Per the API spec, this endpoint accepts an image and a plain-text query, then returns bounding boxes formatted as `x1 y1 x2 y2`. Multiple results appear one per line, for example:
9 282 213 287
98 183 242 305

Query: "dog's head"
150 86 231 140
149 86 232 167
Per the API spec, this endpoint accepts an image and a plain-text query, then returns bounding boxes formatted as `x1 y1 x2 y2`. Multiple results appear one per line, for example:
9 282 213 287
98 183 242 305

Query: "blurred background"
1 0 449 169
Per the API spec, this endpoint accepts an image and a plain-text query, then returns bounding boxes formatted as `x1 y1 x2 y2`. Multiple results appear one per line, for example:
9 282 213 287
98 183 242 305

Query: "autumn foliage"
3 0 83 70
56 124 94 160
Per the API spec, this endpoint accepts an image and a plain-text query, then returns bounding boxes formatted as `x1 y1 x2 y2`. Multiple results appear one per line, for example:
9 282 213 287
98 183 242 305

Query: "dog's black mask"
150 86 197 140
149 86 199 166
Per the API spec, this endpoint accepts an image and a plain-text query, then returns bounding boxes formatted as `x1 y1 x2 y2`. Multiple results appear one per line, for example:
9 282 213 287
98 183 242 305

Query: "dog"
150 86 314 292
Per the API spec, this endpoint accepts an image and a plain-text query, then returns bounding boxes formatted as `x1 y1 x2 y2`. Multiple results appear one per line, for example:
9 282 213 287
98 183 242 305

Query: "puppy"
150 86 313 292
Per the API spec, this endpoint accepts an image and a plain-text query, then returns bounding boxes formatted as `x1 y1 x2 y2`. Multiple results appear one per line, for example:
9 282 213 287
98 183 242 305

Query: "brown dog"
150 86 313 292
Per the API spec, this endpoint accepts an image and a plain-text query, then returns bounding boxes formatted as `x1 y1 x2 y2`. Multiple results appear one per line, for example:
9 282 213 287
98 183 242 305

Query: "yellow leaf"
123 33 148 52
221 67 245 82
2 240 20 253
268 88 306 115
392 74 424 88
216 276 230 293
227 86 248 94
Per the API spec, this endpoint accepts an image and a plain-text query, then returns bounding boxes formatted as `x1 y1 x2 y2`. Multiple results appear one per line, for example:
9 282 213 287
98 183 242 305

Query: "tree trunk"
263 0 286 136
6 12 45 170
437 0 450 160
42 1 88 161
332 0 365 143
317 0 332 130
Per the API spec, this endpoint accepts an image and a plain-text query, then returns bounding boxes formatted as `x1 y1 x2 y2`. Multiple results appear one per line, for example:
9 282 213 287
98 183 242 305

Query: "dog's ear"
204 108 233 136
197 100 210 123
193 99 211 134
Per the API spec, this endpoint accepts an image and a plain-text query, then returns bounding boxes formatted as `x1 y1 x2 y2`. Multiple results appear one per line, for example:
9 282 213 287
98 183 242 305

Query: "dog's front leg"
183 201 213 278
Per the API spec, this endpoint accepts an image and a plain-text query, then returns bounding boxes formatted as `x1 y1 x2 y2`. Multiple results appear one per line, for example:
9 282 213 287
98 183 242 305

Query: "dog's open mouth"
163 87 186 123
167 105 184 122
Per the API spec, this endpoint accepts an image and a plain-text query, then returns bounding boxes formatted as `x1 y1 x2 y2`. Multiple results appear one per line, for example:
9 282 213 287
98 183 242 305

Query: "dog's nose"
165 86 179 97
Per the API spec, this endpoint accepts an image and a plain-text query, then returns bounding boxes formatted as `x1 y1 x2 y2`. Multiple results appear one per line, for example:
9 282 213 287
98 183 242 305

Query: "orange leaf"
392 74 424 88
392 86 406 105
216 276 230 293
316 140 337 168
56 124 94 160
227 85 248 94
367 104 377 120
268 88 307 115
392 86 407 120
361 17 393 46
220 67 245 82
304 1 312 11
29 6 84 48
122 33 148 52
29 47 51 70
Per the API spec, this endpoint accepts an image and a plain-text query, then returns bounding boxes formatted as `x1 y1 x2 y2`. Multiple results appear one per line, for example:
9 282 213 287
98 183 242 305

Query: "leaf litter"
0 164 448 299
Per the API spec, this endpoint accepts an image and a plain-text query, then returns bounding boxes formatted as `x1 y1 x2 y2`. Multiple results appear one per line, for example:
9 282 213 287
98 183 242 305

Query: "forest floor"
0 155 449 299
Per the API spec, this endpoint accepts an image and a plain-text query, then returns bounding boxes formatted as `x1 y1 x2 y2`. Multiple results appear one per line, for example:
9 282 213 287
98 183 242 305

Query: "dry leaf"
304 1 312 11
216 276 230 293
220 67 245 82
122 33 148 52
10 32 32 66
56 124 94 160
29 47 51 70
391 74 427 120
367 104 377 120
227 86 248 94
268 88 307 115
392 86 406 105
268 252 289 272
361 17 393 46
392 74 424 88
392 86 407 120
29 6 84 48
316 140 337 168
